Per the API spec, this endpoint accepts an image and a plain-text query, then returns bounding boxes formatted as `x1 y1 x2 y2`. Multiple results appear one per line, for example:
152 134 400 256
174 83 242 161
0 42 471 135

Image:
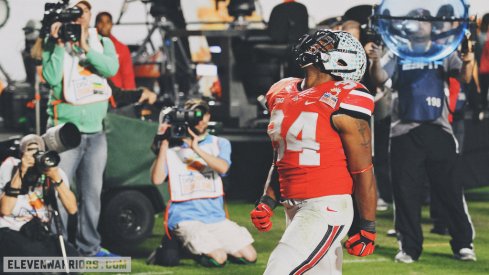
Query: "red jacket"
479 39 489 74
109 35 136 89
448 77 461 123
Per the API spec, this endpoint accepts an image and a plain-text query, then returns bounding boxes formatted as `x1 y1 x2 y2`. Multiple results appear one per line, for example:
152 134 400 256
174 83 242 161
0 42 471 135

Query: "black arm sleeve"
109 81 143 107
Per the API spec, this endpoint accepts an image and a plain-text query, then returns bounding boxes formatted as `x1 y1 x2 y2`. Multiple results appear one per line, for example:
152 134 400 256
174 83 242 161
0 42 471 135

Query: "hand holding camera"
19 148 61 190
43 167 63 186
12 123 81 189
151 122 171 155
41 0 83 43
49 22 64 45
183 128 200 150
365 42 383 62
151 106 206 154
20 149 36 174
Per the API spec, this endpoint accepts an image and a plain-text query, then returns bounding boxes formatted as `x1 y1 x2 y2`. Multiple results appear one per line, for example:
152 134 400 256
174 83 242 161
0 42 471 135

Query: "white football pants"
264 195 354 275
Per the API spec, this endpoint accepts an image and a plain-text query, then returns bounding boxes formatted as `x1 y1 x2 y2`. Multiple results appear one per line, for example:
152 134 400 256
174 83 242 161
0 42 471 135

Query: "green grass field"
108 186 489 274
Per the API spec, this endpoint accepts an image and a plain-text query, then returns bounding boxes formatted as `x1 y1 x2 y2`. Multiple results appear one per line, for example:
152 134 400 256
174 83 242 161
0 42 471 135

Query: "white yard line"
344 258 390 264
423 243 450 248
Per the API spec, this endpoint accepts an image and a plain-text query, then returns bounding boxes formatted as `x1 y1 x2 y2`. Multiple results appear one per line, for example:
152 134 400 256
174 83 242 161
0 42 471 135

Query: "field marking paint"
344 258 390 264
423 243 450 248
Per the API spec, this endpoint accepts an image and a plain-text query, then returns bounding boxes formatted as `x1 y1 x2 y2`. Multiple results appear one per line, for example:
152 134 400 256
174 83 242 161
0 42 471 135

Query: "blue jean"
57 131 107 256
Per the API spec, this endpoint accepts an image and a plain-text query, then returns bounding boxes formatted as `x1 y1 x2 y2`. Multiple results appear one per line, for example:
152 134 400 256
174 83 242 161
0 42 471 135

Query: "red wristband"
350 163 373 175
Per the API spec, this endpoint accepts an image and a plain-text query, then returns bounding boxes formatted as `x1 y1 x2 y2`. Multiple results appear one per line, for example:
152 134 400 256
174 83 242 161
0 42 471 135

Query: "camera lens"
172 124 187 138
42 155 57 167
35 151 60 170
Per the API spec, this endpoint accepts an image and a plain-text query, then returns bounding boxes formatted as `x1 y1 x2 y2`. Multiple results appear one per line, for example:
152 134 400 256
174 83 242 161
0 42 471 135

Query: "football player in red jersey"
250 30 377 274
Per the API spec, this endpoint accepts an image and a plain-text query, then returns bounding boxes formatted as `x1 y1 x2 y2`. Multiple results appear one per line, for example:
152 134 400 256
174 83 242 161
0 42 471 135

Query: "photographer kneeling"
0 135 78 263
150 99 257 267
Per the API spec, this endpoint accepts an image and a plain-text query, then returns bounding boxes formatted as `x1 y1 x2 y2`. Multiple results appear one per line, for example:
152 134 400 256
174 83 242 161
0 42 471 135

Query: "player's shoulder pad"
338 83 375 119
266 77 301 107
266 77 300 96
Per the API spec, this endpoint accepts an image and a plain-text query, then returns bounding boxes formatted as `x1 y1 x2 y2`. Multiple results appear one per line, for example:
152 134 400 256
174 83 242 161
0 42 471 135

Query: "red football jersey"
266 77 374 199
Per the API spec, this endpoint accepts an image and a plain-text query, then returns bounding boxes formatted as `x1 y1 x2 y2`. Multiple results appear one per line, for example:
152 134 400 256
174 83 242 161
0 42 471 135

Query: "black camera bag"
20 216 51 242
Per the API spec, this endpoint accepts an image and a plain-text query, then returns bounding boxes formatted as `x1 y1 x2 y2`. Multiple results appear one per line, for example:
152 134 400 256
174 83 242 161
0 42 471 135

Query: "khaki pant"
173 219 254 255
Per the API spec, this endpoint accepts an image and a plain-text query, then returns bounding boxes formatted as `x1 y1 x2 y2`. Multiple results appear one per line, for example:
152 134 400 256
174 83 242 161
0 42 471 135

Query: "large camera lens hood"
43 123 81 153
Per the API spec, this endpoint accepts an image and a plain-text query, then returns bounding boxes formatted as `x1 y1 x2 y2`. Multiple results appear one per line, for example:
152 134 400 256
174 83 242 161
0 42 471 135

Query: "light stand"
0 62 12 129
133 15 193 107
34 69 41 135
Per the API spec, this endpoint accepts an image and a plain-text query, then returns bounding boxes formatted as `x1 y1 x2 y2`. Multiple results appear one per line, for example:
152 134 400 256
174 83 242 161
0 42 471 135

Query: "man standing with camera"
368 8 476 263
0 135 78 265
150 99 257 267
42 0 119 257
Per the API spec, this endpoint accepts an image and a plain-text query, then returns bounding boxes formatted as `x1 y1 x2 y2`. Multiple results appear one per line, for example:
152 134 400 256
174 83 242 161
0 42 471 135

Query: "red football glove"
250 203 274 232
345 230 376 257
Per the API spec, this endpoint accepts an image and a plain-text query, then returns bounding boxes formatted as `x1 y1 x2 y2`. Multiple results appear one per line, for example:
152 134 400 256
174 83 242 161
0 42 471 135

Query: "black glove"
151 134 168 155
151 124 171 155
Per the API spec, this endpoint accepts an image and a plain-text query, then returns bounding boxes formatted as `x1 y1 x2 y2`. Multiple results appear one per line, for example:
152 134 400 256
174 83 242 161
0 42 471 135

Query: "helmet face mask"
293 29 367 82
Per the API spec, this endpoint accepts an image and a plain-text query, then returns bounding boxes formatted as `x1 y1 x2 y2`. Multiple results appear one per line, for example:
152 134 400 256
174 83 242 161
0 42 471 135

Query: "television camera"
150 105 206 153
40 0 83 42
159 106 205 139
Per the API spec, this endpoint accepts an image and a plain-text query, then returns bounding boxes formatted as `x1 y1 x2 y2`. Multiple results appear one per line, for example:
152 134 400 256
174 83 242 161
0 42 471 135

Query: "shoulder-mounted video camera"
150 105 206 153
159 106 205 139
40 0 83 42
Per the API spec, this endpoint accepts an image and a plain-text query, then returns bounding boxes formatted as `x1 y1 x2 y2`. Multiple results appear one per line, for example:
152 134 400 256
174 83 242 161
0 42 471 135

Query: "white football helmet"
293 30 367 82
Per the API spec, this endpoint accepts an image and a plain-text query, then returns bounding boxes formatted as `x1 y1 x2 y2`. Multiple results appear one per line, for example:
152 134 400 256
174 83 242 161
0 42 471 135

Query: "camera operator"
368 8 476 263
42 0 120 257
150 99 257 267
0 135 78 263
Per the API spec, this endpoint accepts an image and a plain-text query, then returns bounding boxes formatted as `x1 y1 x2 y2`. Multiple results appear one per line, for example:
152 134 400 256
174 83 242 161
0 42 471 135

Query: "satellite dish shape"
375 0 469 62
0 0 9 29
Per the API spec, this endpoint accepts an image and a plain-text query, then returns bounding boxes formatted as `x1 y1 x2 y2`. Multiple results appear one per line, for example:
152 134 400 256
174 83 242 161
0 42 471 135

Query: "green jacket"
42 36 119 133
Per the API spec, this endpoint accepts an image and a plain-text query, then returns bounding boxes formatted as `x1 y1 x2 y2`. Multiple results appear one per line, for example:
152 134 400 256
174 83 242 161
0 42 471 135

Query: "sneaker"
395 251 415 263
195 255 225 268
95 248 120 257
386 229 397 237
376 198 389 211
454 248 477 261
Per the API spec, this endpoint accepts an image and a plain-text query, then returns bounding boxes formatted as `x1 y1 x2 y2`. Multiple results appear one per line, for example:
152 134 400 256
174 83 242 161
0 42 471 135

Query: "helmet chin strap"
325 68 357 73
300 62 314 69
